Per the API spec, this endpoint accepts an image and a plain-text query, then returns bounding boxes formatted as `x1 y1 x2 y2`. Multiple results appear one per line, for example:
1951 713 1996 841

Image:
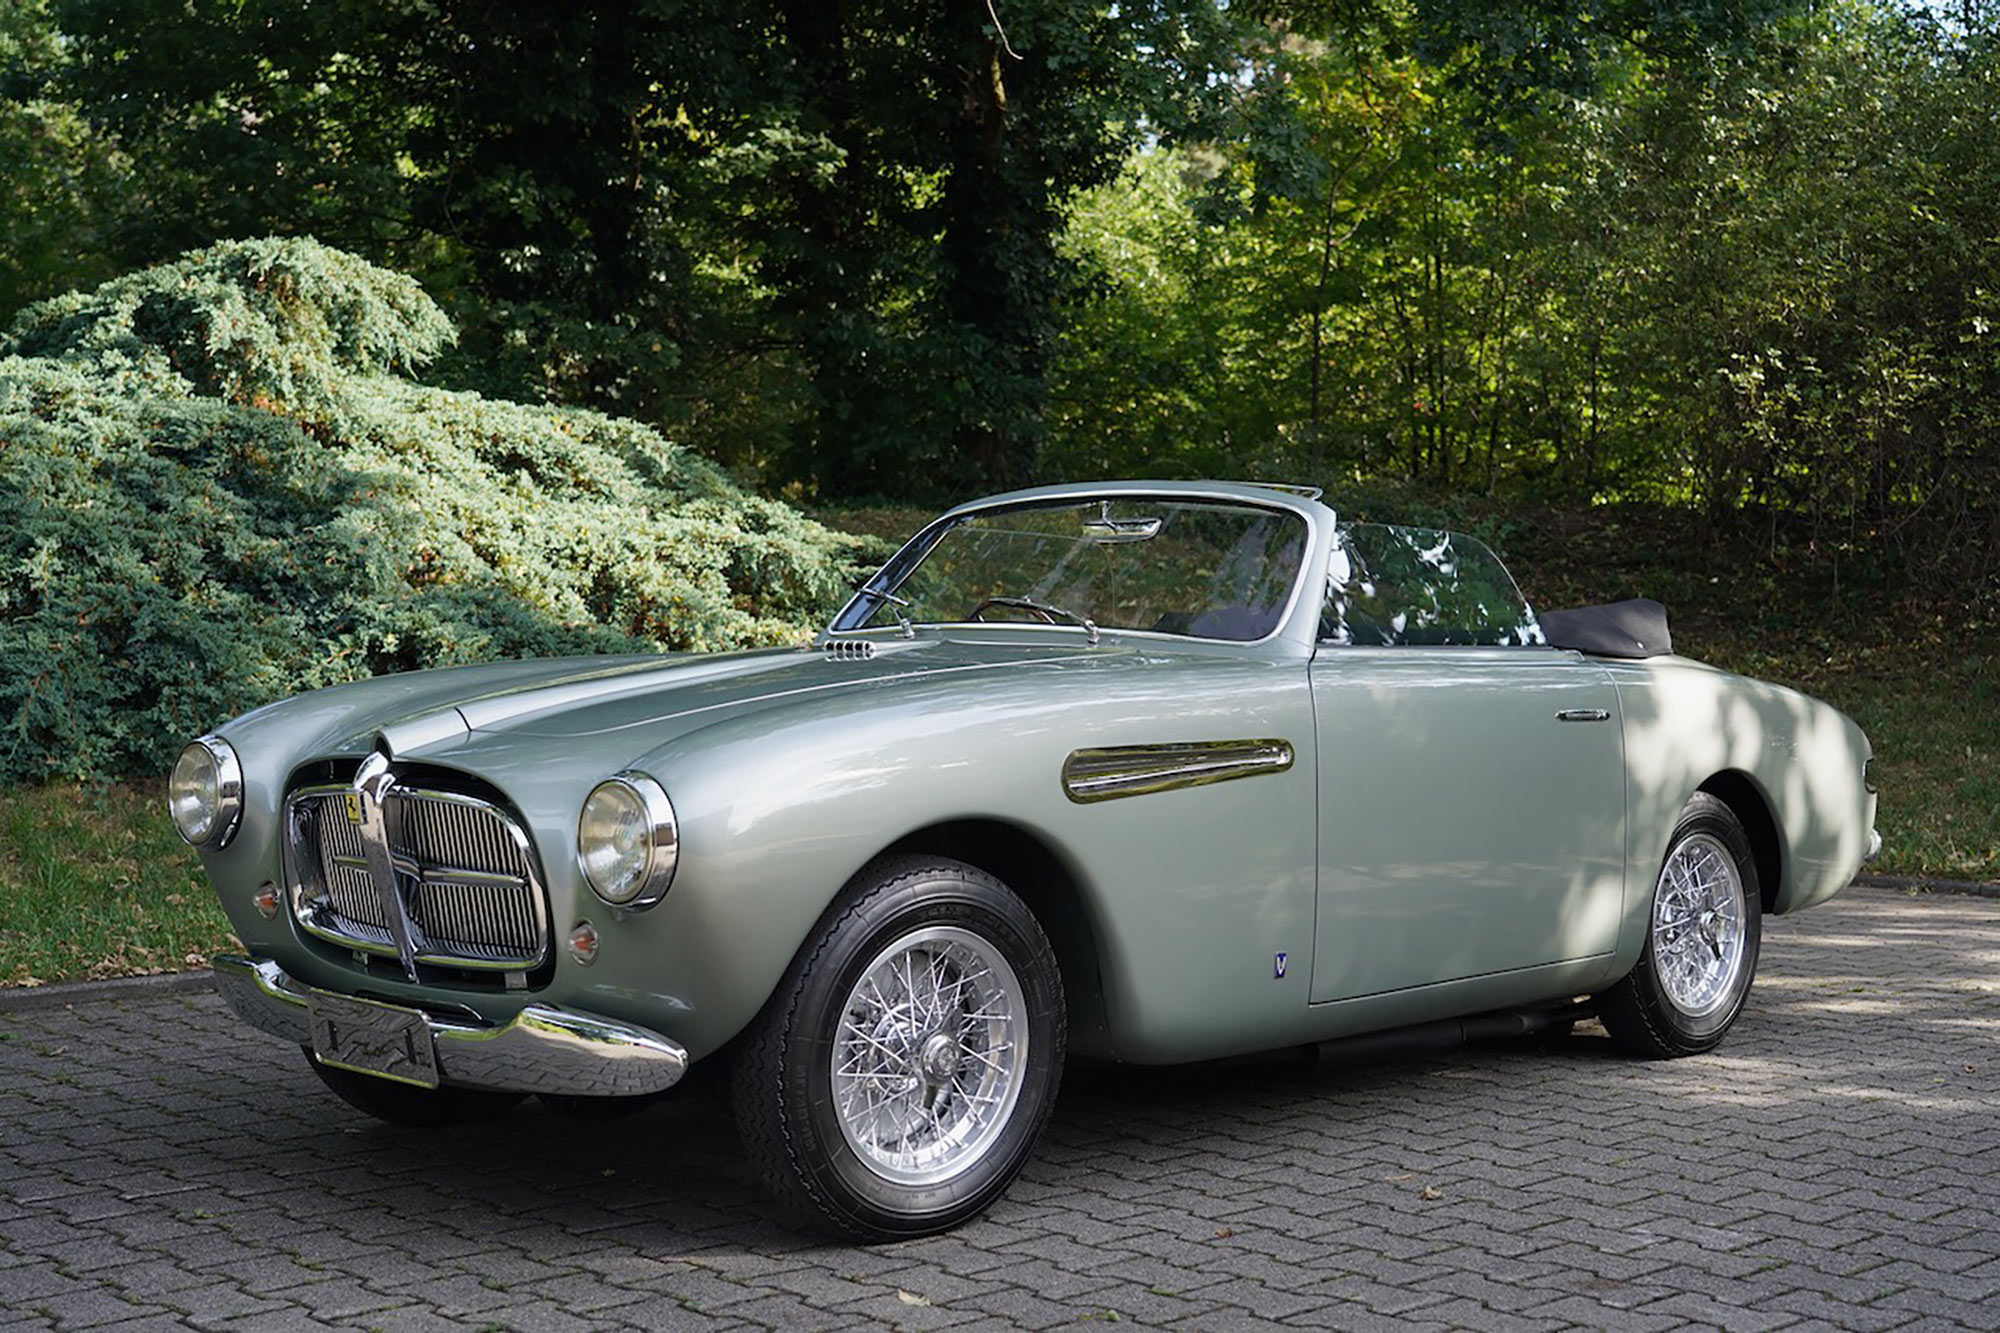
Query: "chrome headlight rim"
169 736 244 850
577 771 679 910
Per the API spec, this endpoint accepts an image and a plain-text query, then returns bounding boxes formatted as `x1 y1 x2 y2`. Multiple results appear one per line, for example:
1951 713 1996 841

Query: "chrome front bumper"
212 955 689 1097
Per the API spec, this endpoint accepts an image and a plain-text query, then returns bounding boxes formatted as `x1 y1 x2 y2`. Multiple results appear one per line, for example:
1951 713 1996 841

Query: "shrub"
0 239 876 784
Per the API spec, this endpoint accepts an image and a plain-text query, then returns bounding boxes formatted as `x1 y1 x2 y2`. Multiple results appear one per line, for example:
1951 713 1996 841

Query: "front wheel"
732 856 1066 1240
1596 793 1763 1058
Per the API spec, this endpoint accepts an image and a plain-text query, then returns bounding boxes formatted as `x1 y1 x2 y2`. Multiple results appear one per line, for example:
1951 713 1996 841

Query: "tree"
36 0 1242 498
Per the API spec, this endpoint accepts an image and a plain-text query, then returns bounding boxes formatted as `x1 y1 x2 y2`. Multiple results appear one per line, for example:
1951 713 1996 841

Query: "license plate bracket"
308 990 439 1088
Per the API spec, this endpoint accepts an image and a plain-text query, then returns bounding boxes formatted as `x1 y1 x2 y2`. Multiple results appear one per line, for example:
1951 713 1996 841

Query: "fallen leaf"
1419 1186 1444 1201
896 1290 932 1307
1214 1227 1234 1239
1382 1173 1413 1182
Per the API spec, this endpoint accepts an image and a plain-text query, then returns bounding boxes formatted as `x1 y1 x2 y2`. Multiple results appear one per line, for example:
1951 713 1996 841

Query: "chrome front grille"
286 781 550 973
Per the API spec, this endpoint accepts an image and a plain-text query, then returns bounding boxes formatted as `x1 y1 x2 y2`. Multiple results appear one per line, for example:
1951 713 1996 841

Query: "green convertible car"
176 480 1878 1239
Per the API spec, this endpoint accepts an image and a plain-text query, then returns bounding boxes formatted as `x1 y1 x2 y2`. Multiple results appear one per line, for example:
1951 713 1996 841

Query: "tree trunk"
937 0 1042 492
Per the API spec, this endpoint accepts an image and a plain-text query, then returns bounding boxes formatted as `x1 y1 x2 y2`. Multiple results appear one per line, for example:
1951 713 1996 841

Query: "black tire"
1596 793 1763 1058
732 855 1066 1241
305 1051 525 1126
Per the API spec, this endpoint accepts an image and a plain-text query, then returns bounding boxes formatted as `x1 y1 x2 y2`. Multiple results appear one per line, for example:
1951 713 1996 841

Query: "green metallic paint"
194 480 1877 1076
1306 646 1629 1007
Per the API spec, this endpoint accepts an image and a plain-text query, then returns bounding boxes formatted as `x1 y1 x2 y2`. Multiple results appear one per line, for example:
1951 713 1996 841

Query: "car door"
1307 525 1628 1005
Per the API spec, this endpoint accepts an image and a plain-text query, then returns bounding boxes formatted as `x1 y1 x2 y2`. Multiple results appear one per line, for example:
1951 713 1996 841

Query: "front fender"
575 655 1320 1064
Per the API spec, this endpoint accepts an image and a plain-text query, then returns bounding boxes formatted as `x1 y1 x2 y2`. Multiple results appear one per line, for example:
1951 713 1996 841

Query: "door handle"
1555 708 1611 723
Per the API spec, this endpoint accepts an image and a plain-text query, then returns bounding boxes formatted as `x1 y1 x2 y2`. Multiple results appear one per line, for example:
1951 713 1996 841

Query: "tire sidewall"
778 864 1064 1237
1637 798 1763 1048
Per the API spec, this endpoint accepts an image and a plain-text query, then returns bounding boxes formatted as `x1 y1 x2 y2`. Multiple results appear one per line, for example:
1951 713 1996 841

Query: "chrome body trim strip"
1061 739 1295 804
211 955 690 1097
1555 708 1612 723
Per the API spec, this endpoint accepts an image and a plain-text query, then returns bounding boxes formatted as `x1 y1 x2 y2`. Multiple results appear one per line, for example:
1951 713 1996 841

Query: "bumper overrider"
213 955 689 1097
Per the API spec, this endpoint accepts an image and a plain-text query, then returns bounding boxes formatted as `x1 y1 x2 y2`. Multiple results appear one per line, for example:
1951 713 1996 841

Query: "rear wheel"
1596 793 1762 1058
732 856 1066 1240
306 1052 524 1126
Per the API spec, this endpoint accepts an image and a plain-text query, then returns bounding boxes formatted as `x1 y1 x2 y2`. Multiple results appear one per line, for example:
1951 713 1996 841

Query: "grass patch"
0 782 236 987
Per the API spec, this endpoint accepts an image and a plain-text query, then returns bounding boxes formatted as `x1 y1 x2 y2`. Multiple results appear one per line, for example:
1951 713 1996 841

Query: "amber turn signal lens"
567 921 600 966
251 883 280 920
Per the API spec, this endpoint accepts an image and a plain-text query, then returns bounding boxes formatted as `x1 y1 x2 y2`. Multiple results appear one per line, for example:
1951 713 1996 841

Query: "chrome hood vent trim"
824 639 877 662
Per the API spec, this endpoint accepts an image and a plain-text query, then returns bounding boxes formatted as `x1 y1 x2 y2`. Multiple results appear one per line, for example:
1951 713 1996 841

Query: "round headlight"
168 737 243 849
577 773 678 909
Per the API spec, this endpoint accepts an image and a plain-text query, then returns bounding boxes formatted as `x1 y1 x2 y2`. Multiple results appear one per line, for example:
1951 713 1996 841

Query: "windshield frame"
828 484 1327 648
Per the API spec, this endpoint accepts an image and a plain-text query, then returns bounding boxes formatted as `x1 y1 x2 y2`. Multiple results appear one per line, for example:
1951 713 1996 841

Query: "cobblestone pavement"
3 885 1996 1332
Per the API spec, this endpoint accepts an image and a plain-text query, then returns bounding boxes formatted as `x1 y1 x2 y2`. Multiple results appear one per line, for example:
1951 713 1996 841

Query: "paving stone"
0 888 1994 1332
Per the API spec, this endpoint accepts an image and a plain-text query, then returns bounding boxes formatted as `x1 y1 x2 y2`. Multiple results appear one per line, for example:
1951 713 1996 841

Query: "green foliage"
8 0 1999 611
0 0 127 316
0 239 873 784
1050 0 2000 611
6 237 454 411
0 781 227 986
25 0 1245 499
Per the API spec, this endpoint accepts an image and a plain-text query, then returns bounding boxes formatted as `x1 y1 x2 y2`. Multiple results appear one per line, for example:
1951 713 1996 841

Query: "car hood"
328 637 1104 761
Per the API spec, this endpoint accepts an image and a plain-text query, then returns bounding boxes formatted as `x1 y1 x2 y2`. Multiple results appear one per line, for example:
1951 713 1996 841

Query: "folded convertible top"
1539 598 1673 659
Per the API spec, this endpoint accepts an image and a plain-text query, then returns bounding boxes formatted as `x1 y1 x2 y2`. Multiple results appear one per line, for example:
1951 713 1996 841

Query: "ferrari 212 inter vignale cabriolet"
174 480 1879 1238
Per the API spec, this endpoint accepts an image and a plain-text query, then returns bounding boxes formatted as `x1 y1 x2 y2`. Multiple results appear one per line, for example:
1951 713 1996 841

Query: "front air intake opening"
282 760 557 991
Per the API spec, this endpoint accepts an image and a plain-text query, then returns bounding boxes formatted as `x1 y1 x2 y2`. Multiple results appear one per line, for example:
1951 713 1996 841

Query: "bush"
0 238 876 784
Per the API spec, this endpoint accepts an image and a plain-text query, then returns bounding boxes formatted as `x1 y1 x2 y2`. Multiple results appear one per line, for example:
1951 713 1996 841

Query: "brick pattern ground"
2 885 1996 1332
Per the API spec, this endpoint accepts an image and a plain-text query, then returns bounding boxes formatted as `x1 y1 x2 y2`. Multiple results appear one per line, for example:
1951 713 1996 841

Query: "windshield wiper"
968 595 1099 646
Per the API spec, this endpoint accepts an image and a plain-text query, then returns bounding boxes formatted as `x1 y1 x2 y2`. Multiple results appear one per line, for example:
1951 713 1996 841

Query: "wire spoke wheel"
1596 793 1763 1059
831 926 1026 1185
1650 832 1748 1018
732 856 1064 1239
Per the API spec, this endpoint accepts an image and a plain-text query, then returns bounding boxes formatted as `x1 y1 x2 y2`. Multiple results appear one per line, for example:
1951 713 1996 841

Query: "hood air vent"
824 638 877 662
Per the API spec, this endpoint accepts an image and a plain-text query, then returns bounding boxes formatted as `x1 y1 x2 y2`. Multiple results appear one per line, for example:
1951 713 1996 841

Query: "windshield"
844 497 1309 642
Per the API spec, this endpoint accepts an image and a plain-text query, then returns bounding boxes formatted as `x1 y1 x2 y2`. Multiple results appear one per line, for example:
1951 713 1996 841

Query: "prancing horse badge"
344 791 364 823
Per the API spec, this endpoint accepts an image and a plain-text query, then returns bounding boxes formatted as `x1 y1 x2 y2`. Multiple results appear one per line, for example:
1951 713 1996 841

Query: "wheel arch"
880 818 1114 1059
1697 769 1783 912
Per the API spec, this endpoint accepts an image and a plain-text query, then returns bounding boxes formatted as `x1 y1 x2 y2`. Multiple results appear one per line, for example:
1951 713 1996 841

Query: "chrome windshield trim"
830 484 1329 650
1061 739 1296 804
